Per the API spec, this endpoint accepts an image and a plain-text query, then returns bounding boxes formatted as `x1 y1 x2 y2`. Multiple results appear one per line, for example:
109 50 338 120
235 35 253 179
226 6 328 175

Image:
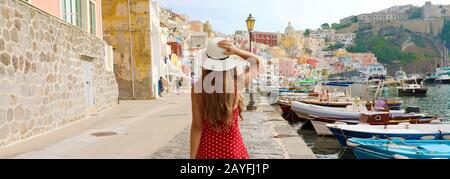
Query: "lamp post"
246 14 257 111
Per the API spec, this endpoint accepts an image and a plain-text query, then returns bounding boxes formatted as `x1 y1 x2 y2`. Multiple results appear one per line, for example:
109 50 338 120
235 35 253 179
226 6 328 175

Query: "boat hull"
299 100 353 108
328 124 450 147
291 102 362 120
398 89 427 97
349 139 450 159
436 79 450 84
278 102 292 113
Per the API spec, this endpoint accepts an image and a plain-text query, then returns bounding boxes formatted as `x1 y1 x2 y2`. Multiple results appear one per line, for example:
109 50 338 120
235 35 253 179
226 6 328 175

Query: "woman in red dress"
190 38 260 159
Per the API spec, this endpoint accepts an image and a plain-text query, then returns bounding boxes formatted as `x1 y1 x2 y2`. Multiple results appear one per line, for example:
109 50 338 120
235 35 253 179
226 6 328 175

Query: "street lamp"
246 14 257 111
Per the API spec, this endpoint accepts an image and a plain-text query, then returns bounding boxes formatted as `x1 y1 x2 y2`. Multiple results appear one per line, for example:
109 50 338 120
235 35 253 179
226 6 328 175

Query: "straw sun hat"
201 37 246 72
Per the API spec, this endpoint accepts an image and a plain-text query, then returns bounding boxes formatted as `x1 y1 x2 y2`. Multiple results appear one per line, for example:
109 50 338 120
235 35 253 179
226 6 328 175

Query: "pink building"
349 53 378 67
23 0 103 38
307 58 318 69
278 59 299 78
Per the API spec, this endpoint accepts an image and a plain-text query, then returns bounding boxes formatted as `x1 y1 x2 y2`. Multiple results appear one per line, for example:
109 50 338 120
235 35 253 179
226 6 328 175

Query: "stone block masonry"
0 0 118 147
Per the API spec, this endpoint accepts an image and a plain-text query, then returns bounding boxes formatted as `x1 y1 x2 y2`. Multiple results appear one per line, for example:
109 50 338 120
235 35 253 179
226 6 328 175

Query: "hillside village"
231 1 450 76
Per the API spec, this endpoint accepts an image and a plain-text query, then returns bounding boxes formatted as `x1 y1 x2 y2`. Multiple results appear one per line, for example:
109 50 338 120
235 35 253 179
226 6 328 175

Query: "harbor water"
293 84 450 159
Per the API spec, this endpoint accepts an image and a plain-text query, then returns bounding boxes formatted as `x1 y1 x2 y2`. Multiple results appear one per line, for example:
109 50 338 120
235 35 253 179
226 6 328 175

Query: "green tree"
321 23 331 29
304 29 311 37
440 20 450 49
324 43 345 51
409 8 423 19
351 16 358 23
347 35 417 63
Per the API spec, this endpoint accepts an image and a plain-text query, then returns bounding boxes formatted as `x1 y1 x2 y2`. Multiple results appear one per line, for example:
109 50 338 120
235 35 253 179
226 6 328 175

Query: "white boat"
291 101 368 120
292 101 408 136
436 75 450 84
397 84 428 97
394 70 407 82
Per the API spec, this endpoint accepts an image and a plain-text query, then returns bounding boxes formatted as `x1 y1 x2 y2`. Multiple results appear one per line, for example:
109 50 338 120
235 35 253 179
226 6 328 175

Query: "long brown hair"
201 68 243 130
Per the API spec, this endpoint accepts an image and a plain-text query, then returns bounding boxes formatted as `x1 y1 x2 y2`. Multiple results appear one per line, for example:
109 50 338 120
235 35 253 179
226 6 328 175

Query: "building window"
61 0 82 27
60 0 96 35
89 1 96 35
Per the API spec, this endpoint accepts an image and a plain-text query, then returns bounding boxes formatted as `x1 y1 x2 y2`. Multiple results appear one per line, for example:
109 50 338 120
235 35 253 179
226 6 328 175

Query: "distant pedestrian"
158 77 164 97
177 79 183 95
191 38 261 159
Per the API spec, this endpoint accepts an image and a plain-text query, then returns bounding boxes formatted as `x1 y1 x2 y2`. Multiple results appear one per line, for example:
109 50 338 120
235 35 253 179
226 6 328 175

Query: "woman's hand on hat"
218 40 237 56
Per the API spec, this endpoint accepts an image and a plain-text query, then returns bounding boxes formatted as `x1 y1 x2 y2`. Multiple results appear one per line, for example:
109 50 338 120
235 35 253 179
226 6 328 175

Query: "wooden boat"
291 101 406 120
310 112 440 136
278 100 292 113
327 122 448 147
348 138 450 159
278 101 304 122
291 101 366 120
298 99 354 108
397 84 428 97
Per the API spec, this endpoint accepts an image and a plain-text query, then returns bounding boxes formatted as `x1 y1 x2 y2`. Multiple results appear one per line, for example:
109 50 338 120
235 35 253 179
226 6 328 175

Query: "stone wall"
0 0 118 147
102 0 155 100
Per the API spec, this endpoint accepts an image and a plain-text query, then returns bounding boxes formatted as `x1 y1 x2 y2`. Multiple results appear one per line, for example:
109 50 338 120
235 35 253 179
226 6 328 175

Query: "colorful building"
349 53 378 66
102 0 160 100
251 31 278 46
278 59 300 78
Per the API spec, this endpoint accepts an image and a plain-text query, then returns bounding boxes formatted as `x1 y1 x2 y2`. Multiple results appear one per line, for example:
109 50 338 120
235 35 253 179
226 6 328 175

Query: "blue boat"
323 81 354 87
348 138 450 159
327 123 450 147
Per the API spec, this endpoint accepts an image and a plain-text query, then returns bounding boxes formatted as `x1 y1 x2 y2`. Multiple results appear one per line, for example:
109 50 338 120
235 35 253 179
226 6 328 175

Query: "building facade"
357 13 409 23
189 32 208 49
349 53 378 66
251 31 278 46
278 59 299 78
102 0 159 100
0 0 118 146
233 30 249 49
335 33 356 47
23 0 104 38
310 29 336 41
423 1 450 19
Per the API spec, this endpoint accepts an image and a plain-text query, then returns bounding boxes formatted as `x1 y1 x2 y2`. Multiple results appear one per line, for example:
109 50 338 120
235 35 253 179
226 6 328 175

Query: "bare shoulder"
191 83 202 104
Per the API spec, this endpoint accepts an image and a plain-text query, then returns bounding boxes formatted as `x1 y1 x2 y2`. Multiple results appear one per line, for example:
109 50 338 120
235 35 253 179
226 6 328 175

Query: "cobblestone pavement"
150 109 286 159
151 96 316 159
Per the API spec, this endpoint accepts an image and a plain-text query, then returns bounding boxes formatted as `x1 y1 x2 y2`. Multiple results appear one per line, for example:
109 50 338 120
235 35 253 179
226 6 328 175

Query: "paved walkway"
151 95 316 159
0 92 192 159
0 90 316 159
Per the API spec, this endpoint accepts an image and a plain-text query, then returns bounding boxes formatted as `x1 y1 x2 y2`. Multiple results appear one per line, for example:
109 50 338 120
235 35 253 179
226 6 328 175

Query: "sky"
155 0 450 34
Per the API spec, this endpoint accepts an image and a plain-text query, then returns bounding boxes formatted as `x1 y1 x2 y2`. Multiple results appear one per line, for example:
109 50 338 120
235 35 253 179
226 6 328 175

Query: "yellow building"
102 0 156 100
335 48 348 57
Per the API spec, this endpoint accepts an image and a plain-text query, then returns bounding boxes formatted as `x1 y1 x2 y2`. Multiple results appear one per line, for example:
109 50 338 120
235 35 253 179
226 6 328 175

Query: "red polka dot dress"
196 105 249 159
196 107 249 159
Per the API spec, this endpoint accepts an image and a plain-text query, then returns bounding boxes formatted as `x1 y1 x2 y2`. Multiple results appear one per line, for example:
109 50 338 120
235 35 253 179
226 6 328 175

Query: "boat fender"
346 141 360 148
393 154 410 159
420 136 436 140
